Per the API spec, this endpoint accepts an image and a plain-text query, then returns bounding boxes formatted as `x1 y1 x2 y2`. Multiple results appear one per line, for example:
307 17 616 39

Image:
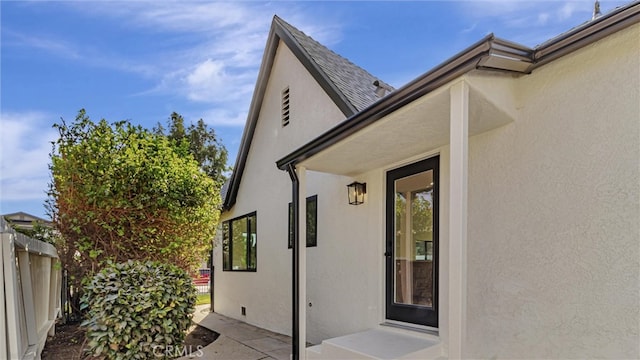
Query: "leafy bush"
48 110 220 275
81 261 196 359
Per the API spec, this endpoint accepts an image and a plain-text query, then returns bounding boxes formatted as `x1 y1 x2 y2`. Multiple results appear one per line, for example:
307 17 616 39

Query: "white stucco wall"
304 170 382 343
465 23 639 359
214 40 349 336
305 148 452 345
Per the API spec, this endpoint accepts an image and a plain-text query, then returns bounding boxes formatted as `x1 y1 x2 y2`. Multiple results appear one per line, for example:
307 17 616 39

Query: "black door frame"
385 156 439 327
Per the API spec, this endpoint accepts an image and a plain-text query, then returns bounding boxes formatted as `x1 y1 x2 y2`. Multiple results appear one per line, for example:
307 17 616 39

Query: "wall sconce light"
347 181 366 205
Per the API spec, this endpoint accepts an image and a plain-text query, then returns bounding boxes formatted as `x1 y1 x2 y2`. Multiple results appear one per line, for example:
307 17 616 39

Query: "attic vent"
282 87 290 127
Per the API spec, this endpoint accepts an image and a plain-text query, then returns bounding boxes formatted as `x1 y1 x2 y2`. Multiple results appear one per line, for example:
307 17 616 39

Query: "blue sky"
0 0 629 219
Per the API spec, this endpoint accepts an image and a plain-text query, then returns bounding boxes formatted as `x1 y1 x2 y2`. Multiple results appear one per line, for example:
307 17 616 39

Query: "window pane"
306 196 317 247
232 217 248 270
223 213 258 272
222 222 230 270
248 214 257 270
289 196 318 248
394 170 434 308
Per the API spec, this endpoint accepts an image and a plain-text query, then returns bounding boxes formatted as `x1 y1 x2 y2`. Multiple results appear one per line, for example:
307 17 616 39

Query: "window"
288 195 317 248
281 87 290 127
222 212 257 271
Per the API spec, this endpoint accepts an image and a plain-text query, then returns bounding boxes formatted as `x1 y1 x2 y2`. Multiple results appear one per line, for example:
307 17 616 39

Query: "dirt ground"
41 322 219 359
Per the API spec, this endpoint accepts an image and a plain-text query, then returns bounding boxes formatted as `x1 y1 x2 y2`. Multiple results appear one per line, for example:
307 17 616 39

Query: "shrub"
81 260 196 359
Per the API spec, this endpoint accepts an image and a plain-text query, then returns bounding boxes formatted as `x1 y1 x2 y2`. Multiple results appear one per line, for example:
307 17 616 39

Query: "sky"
0 0 630 219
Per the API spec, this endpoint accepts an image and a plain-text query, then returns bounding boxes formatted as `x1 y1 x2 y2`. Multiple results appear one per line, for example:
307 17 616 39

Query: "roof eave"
276 2 640 171
276 34 534 170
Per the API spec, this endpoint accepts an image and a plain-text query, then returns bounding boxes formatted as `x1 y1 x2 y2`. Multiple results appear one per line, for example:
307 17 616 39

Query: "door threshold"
380 321 439 337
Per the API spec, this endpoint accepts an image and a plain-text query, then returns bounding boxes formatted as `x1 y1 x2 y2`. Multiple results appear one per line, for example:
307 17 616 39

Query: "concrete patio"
180 305 292 360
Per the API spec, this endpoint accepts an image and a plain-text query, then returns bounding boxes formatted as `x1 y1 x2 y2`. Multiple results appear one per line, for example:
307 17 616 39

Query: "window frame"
222 211 257 272
288 195 318 248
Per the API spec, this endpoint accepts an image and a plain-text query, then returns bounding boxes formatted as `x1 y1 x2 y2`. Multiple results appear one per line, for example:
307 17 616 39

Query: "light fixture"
347 181 366 205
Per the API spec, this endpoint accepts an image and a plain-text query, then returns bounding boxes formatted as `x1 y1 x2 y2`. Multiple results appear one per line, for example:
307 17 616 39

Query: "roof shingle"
275 16 394 112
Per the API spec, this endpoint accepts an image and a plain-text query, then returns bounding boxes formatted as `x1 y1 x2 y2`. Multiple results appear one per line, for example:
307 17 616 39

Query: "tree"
46 110 221 305
155 112 230 187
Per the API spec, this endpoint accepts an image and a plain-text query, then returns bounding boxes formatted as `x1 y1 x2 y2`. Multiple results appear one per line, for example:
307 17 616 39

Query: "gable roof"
222 16 393 211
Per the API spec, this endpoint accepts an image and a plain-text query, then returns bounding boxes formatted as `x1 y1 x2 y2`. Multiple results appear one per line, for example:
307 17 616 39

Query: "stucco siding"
305 170 382 343
214 41 348 336
465 23 640 359
306 148 452 345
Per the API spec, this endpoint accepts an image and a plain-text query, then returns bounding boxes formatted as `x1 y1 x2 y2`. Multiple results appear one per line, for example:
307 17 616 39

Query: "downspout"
285 163 300 360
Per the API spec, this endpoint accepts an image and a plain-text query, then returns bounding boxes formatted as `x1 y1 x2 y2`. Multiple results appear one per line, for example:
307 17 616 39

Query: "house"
2 211 52 232
214 3 639 359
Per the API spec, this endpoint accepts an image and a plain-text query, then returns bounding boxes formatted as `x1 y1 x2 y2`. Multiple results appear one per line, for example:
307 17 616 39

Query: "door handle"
384 251 392 257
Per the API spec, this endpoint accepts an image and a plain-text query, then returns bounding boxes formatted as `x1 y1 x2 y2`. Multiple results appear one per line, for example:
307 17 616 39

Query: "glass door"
385 156 438 327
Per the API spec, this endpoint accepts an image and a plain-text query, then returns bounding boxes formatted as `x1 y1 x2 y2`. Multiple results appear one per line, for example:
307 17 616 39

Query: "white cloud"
3 30 81 60
461 23 478 33
0 111 57 202
198 108 249 127
4 28 157 77
558 2 579 20
452 0 631 46
185 59 228 102
537 12 551 25
53 2 342 125
459 0 626 27
6 2 345 136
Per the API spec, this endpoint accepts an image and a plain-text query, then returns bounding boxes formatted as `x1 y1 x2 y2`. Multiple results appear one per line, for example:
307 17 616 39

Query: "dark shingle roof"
275 17 394 112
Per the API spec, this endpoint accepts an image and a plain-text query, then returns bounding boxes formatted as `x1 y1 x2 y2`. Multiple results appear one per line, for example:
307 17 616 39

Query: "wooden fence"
1 217 61 360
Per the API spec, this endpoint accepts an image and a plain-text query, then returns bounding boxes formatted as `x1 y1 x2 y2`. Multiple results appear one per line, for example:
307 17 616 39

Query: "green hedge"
81 260 196 359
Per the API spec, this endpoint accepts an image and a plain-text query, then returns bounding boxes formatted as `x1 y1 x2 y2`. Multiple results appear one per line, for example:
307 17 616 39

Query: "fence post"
2 231 22 359
48 261 60 336
17 251 38 347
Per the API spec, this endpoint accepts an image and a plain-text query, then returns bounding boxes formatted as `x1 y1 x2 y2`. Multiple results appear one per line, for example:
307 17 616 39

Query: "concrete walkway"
180 305 292 360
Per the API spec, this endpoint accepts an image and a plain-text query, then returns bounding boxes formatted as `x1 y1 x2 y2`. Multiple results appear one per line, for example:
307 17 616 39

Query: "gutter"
276 34 531 170
533 1 640 69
